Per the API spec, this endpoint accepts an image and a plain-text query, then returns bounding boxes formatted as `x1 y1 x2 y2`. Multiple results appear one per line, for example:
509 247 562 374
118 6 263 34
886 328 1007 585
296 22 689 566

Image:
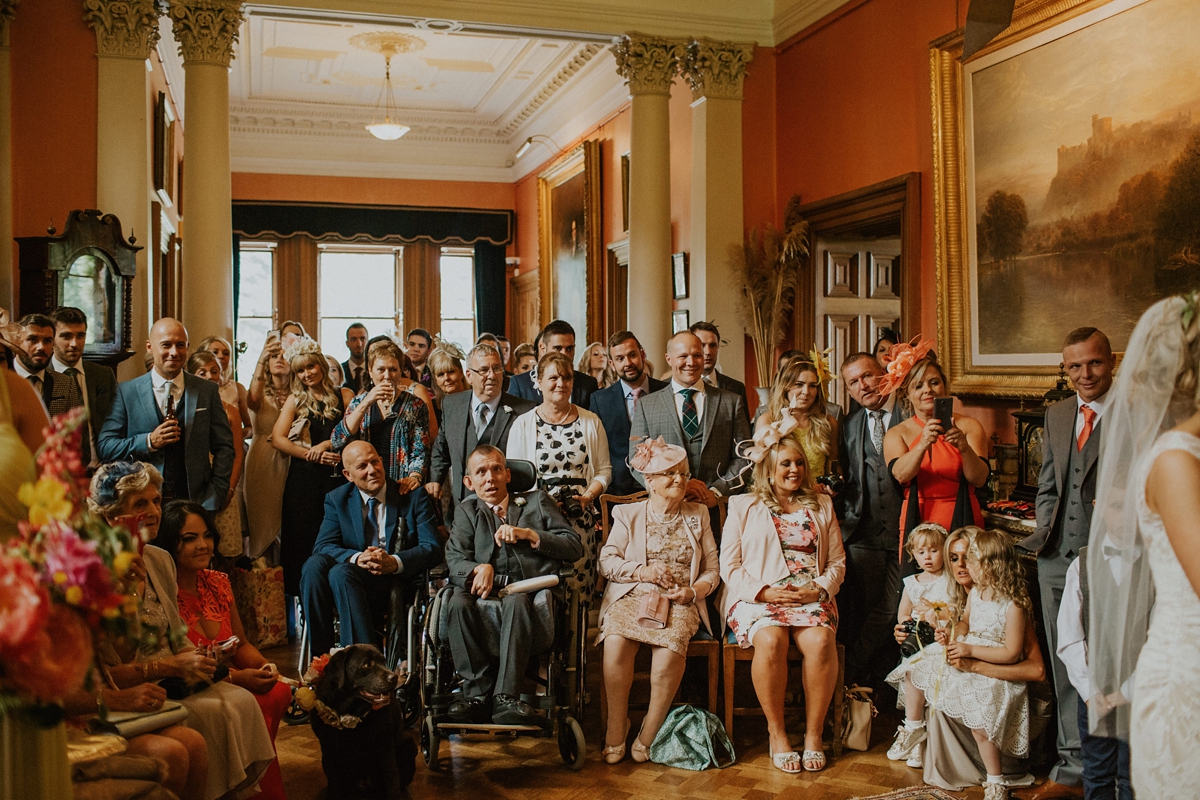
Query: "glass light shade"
366 121 409 141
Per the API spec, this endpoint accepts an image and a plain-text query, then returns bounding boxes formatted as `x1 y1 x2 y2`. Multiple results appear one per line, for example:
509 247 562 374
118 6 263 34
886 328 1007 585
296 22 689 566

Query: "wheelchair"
416 459 588 771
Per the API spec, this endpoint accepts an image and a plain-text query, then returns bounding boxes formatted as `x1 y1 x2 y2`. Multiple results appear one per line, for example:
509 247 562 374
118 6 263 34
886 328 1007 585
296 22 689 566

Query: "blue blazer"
96 372 235 511
588 377 668 496
313 481 443 575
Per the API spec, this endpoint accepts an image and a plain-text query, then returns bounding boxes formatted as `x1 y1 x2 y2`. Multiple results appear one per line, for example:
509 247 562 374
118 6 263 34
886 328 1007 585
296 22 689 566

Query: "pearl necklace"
648 504 683 524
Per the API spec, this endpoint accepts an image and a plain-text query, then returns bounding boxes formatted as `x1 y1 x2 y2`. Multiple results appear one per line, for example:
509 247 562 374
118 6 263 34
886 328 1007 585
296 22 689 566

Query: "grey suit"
1022 395 1097 786
629 382 751 495
443 490 583 698
96 372 236 511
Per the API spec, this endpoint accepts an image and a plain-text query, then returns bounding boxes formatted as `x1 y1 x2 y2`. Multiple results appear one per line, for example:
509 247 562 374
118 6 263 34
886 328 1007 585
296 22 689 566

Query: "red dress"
897 417 983 558
179 570 290 800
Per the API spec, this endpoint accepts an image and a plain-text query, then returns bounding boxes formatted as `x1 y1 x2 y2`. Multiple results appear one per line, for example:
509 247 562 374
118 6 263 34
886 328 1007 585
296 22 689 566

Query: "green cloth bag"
647 704 736 770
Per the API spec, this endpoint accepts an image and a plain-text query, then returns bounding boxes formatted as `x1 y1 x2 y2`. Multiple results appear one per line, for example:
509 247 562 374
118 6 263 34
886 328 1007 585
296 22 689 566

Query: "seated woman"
719 424 845 773
597 438 719 764
159 500 291 800
89 462 277 800
754 357 839 482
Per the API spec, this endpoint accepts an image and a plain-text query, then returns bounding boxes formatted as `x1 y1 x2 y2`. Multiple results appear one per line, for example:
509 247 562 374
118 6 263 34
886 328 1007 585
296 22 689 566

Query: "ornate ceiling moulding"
611 33 688 97
168 0 243 67
499 43 602 138
84 0 168 59
0 0 19 48
682 38 755 101
347 30 426 59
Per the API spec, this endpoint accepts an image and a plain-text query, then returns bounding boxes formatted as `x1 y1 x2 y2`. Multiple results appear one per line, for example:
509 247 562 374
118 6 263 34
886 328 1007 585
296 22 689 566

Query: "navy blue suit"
301 481 443 657
588 377 668 496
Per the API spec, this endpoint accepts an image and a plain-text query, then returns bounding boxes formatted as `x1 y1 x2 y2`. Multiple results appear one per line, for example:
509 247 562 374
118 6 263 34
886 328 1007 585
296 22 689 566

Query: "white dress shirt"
351 486 403 572
621 375 652 420
670 379 706 427
12 359 47 403
1056 551 1135 703
1074 392 1108 439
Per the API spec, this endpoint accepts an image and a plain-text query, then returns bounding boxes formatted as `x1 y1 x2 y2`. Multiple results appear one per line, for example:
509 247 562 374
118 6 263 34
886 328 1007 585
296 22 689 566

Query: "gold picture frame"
931 0 1196 397
538 140 603 344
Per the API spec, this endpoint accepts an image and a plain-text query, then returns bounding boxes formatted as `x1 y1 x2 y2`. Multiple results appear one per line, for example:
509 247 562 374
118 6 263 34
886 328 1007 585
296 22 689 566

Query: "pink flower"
4 604 93 702
41 523 115 610
0 555 49 655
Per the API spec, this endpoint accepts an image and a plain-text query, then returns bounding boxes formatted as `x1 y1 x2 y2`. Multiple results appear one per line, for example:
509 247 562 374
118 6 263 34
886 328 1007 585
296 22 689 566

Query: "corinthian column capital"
612 33 687 96
0 0 19 49
682 39 755 102
83 0 167 59
169 0 242 67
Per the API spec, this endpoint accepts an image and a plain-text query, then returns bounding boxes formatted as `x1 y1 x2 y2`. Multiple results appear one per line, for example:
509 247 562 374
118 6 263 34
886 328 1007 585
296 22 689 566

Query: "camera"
558 493 584 519
899 618 937 658
816 474 845 494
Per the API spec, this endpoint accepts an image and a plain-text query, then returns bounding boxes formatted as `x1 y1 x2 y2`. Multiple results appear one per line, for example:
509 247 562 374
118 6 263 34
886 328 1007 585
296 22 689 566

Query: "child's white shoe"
886 724 927 761
905 741 923 769
983 781 1008 800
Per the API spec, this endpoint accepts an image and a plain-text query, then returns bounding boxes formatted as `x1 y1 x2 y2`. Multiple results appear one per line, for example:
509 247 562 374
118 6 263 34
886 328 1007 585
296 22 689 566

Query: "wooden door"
509 268 540 347
813 237 901 410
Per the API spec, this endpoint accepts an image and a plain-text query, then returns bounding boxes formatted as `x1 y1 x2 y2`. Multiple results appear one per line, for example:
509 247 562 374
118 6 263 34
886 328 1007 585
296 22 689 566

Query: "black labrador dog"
310 645 417 798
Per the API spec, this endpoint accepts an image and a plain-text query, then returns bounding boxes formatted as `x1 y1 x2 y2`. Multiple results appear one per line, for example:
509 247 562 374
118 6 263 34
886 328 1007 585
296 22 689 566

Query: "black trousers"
443 586 556 699
840 544 904 688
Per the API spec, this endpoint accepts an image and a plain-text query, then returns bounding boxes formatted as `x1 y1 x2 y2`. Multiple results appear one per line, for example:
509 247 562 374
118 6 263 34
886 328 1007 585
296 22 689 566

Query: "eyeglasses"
469 366 504 376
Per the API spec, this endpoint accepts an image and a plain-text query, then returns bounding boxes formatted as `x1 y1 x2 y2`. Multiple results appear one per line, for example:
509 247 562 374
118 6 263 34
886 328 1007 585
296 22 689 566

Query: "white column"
0 0 17 312
612 34 686 367
684 39 754 382
170 0 242 342
85 0 161 378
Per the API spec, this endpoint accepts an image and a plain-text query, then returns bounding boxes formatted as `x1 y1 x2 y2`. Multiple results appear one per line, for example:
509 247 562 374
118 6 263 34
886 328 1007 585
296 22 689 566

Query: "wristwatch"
817 587 829 603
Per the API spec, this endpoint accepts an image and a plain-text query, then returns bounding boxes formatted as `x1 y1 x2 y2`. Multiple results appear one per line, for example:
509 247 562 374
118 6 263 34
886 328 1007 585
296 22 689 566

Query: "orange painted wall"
10 0 98 297
742 46 778 232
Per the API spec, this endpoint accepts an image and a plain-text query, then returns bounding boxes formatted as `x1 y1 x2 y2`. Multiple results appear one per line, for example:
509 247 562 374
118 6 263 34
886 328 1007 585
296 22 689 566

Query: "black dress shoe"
447 696 490 723
492 695 538 725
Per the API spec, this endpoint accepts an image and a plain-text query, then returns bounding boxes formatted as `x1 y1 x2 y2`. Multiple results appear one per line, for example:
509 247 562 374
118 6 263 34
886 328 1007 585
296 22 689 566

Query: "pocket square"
195 407 207 412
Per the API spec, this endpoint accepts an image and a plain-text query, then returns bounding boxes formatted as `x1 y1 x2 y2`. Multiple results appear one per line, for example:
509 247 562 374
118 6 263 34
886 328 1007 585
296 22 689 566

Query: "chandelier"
349 31 426 141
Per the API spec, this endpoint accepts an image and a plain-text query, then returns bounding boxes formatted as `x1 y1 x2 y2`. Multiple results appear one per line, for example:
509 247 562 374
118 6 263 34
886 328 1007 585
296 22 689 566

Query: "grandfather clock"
17 209 140 369
1009 366 1075 502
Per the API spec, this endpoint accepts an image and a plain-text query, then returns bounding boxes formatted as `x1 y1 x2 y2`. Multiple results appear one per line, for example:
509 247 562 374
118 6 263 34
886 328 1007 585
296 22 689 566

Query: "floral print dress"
534 414 598 593
727 508 838 648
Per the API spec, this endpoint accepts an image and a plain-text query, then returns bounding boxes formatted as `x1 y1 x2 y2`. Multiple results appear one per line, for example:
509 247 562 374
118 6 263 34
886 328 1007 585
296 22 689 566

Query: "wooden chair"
596 491 722 726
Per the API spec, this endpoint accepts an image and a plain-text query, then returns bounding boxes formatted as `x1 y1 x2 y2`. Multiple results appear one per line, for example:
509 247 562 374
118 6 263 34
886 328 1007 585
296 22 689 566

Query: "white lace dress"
1132 431 1200 798
932 588 1029 757
886 571 954 701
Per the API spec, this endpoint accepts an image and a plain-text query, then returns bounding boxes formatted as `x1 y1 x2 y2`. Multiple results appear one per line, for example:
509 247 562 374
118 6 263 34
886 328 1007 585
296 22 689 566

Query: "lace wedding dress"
1131 431 1200 797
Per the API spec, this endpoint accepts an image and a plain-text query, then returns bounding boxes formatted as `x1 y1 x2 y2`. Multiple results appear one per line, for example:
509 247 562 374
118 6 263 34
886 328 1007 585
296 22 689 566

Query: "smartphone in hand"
934 396 954 431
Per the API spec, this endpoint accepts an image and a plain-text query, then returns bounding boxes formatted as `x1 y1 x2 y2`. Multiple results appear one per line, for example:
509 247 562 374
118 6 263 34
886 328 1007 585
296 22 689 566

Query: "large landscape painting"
966 0 1200 363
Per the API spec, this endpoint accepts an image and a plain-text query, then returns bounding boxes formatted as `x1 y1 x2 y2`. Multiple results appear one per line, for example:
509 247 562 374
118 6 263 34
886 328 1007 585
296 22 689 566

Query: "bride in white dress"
1087 294 1200 799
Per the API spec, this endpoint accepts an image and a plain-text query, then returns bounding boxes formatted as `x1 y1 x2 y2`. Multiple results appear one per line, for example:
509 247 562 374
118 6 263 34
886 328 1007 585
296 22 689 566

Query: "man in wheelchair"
444 445 584 725
301 440 443 658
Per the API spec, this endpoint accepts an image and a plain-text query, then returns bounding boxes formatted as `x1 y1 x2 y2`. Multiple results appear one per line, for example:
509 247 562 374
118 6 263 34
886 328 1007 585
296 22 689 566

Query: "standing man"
589 331 667 496
406 328 434 390
12 314 83 418
506 320 599 408
97 318 235 511
426 344 534 522
835 352 909 690
48 307 116 470
1015 328 1115 800
496 336 512 374
689 321 749 415
629 331 750 501
341 323 368 394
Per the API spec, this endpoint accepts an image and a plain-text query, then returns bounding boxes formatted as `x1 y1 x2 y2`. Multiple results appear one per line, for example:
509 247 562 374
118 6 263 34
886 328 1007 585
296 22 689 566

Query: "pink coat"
717 492 846 629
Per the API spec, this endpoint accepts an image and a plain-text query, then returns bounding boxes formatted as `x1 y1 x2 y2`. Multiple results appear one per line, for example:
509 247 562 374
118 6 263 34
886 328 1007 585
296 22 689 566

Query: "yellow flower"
65 586 83 605
113 551 136 578
295 687 317 711
18 478 74 526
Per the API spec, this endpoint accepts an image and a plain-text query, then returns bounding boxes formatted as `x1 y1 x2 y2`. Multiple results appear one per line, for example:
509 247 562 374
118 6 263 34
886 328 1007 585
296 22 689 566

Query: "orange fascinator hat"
876 336 935 397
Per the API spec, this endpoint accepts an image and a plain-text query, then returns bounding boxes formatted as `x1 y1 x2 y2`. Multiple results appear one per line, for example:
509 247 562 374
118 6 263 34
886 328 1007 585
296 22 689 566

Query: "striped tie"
680 389 700 438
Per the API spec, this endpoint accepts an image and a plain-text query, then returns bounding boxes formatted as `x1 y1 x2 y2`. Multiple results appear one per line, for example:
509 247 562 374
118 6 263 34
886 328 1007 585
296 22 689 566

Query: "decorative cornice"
682 38 754 101
611 33 687 96
83 0 167 59
499 42 602 137
168 0 242 67
0 0 18 49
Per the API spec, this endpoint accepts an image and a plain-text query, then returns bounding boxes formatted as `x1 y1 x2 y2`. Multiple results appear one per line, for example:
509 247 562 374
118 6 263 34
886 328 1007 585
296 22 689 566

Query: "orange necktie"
1077 404 1096 451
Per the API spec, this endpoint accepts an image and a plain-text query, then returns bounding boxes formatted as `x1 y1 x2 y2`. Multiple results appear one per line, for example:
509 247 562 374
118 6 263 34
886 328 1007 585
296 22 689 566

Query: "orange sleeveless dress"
898 416 983 558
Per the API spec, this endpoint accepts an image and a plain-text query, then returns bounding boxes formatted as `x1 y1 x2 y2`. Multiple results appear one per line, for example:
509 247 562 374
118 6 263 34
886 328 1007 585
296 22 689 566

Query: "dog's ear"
317 650 349 704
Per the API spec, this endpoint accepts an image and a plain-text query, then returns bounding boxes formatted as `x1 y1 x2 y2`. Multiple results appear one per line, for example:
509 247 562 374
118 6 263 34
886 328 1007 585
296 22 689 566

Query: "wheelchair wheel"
421 714 441 772
557 715 586 770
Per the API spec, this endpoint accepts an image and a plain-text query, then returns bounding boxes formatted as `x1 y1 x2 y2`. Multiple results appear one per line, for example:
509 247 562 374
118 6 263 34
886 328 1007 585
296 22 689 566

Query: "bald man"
629 331 750 498
97 318 235 510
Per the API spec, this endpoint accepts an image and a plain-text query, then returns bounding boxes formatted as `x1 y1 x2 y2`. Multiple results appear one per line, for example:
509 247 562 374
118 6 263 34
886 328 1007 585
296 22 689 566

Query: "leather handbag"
637 589 671 629
841 685 877 751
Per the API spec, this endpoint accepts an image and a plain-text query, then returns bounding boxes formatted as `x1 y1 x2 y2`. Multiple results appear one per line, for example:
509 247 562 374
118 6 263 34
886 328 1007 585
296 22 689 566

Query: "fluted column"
613 33 686 366
0 0 17 312
85 0 164 377
683 39 754 381
170 0 242 342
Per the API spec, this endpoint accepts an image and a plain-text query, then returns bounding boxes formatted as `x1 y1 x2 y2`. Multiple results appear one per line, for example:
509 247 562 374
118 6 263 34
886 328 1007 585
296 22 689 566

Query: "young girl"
885 522 952 768
936 529 1031 800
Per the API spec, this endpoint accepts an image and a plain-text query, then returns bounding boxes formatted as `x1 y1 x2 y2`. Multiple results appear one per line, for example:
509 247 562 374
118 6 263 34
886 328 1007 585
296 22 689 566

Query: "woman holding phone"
883 346 987 559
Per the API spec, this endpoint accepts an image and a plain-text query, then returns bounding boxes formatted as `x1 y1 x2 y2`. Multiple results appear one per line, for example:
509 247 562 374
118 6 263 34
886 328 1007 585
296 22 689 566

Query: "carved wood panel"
823 251 859 298
824 313 860 410
509 268 540 347
869 252 898 299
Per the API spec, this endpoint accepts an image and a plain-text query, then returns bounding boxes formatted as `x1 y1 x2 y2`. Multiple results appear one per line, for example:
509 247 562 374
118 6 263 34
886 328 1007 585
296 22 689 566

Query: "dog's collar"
314 699 363 730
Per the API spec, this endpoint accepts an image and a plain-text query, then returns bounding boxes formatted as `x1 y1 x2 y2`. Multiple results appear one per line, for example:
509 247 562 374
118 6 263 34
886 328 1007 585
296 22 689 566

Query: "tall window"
439 247 476 350
317 246 402 364
235 243 275 386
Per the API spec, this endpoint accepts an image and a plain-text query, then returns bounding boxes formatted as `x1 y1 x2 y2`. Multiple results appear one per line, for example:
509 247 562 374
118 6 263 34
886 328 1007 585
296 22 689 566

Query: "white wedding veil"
1086 295 1190 739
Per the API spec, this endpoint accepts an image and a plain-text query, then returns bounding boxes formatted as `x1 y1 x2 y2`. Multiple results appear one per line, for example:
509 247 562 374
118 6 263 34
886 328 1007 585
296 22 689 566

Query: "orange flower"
4 605 94 702
0 556 49 655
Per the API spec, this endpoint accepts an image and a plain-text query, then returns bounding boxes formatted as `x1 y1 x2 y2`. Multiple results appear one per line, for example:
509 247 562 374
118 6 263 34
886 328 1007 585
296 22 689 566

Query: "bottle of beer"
165 393 183 441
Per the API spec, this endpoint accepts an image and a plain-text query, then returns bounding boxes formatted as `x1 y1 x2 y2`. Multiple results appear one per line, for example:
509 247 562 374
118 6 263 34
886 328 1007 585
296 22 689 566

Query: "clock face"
1024 424 1045 487
63 254 117 347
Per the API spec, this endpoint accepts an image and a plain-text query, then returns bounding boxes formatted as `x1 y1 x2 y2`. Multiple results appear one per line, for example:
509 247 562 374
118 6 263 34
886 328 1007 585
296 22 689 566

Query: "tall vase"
0 712 72 800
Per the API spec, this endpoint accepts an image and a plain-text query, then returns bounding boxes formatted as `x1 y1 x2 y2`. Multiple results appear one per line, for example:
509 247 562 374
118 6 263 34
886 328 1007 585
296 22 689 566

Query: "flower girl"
936 529 1031 800
885 522 953 768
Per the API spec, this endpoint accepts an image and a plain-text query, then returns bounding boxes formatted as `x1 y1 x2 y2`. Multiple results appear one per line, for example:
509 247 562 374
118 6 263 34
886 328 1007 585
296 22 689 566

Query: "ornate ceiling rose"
348 31 427 59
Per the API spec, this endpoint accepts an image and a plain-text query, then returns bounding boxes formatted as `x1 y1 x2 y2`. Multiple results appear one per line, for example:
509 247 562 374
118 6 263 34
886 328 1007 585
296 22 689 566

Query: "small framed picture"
672 309 690 334
672 252 689 299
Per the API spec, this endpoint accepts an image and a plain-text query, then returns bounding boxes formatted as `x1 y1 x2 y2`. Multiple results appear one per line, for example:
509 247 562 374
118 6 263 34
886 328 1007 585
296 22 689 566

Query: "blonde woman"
270 337 355 595
427 346 467 428
719 422 845 773
186 351 246 559
578 341 614 388
245 332 291 559
198 335 251 440
755 358 839 480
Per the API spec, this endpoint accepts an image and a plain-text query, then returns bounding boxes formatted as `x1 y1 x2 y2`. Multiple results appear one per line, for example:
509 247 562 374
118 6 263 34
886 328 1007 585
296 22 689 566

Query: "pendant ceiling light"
349 31 426 142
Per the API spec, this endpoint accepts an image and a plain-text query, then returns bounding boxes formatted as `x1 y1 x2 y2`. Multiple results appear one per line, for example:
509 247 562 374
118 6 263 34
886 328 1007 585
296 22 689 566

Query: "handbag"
232 559 287 649
648 704 735 770
841 685 878 751
637 589 670 629
287 415 311 448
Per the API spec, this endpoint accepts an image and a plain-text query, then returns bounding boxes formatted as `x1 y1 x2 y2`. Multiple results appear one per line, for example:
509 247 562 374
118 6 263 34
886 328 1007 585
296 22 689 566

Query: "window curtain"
473 242 506 337
232 202 513 246
274 235 319 336
402 241 441 340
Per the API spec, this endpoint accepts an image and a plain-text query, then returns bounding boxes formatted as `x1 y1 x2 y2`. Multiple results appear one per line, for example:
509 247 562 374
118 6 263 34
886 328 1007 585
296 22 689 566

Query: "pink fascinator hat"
628 436 689 476
876 336 935 397
736 414 801 465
